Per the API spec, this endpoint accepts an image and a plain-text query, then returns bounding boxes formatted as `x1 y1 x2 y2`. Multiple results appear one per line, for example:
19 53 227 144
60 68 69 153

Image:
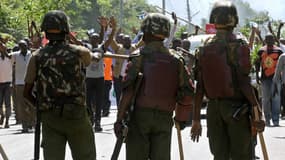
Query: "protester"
0 41 12 128
256 34 283 126
10 40 33 132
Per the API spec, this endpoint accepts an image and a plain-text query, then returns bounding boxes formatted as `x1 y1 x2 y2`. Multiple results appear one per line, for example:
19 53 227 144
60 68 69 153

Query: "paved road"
1 106 285 160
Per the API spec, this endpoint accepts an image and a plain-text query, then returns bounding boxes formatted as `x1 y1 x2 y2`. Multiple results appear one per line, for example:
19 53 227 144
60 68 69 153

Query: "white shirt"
10 51 32 85
0 57 12 83
120 49 131 77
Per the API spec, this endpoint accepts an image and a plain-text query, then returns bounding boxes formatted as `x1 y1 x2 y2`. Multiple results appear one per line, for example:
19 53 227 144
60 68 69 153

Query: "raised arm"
268 21 280 46
277 22 284 41
97 16 108 44
103 17 117 50
248 26 256 49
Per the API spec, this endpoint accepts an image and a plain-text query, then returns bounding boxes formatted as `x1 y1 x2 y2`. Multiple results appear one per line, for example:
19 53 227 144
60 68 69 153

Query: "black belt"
135 106 173 116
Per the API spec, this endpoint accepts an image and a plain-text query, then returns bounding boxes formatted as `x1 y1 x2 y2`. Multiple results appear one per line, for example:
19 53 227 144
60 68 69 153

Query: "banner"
206 24 216 34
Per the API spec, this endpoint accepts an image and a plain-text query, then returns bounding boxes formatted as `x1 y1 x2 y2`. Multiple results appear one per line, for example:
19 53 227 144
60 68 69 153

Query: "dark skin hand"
0 42 10 58
191 120 202 142
23 83 36 106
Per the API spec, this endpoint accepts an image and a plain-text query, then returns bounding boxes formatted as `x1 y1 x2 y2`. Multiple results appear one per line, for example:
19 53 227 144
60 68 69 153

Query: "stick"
174 121 184 160
0 144 8 160
155 6 206 33
253 107 269 160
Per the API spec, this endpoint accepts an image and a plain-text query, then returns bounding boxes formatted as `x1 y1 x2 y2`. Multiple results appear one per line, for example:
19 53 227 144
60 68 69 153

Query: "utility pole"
119 0 123 27
162 0 166 15
186 0 191 32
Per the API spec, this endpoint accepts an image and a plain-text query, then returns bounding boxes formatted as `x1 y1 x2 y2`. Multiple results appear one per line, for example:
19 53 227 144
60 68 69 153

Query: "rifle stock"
111 72 143 160
111 124 128 160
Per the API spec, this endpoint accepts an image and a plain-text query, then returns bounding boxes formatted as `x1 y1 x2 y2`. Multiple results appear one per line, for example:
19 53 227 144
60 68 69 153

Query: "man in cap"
10 40 33 131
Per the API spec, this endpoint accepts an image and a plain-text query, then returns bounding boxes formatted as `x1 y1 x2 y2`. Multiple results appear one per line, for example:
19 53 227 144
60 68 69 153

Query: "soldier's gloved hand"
114 121 123 138
191 120 202 143
174 119 186 130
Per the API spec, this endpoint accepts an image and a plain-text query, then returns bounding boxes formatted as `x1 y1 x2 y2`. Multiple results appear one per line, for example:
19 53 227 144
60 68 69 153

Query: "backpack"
36 44 85 110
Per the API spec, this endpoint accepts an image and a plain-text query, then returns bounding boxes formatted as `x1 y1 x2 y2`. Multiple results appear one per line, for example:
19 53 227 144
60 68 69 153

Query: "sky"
146 0 285 26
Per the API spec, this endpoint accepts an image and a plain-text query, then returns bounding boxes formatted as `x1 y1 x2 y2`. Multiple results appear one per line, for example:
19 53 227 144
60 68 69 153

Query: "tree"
0 0 155 43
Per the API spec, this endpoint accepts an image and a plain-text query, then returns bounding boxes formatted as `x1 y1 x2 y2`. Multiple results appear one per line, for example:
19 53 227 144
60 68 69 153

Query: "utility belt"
208 97 245 103
135 106 173 117
40 95 86 118
208 98 251 121
42 103 87 120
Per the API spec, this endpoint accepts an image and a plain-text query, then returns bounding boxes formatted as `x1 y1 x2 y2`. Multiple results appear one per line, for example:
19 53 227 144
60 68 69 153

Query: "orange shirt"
104 57 113 81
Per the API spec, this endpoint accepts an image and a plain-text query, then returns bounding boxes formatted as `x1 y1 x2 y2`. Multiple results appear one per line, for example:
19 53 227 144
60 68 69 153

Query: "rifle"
111 72 143 160
34 95 41 160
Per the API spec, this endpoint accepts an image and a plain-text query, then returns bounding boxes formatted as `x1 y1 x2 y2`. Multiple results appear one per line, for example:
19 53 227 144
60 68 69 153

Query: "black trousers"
85 77 104 125
113 76 122 107
102 80 112 113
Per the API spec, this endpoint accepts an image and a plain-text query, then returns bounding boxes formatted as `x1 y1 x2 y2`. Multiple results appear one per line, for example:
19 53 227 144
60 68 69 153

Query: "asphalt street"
1 103 285 160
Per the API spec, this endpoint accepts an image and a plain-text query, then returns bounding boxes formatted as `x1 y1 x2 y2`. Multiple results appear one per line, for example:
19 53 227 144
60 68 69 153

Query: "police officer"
114 13 194 160
191 1 265 160
23 10 96 160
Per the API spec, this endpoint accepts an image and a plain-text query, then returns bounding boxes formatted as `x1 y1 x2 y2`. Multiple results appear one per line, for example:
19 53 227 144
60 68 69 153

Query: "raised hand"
97 16 108 28
109 16 117 29
171 12 177 25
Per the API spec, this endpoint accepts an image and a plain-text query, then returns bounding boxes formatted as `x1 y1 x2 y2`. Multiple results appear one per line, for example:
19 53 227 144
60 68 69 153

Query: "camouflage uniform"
24 10 96 160
115 13 194 160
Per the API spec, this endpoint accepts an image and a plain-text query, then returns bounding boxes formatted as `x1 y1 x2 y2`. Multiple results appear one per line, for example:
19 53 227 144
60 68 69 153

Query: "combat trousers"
41 105 96 160
207 99 253 160
126 108 173 160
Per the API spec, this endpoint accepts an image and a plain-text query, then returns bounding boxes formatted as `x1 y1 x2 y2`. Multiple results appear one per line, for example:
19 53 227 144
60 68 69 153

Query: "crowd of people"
0 0 284 159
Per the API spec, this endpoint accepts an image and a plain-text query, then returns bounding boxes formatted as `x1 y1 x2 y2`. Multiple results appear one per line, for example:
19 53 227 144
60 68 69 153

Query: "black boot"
94 120 102 132
4 116 9 128
102 111 110 117
0 115 4 125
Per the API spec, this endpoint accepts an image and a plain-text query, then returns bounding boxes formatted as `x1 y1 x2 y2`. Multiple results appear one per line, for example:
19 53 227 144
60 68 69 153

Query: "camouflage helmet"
140 13 170 39
209 1 238 29
41 10 70 34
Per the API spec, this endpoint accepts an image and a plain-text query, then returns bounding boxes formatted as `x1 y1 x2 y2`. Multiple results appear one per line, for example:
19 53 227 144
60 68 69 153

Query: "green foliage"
239 26 251 39
0 0 154 43
175 25 188 38
1 0 282 49
251 43 262 65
